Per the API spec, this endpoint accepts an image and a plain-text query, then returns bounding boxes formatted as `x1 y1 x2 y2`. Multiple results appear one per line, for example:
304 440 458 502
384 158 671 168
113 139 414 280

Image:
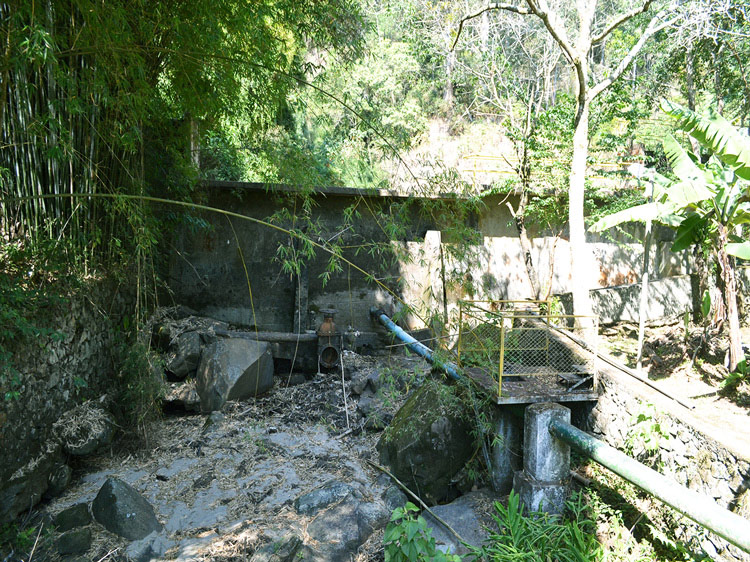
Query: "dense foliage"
0 0 364 261
0 0 365 402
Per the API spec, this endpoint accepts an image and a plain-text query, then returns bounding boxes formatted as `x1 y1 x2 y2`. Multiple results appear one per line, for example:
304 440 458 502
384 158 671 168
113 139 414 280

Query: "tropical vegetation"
592 101 750 371
2 0 750 558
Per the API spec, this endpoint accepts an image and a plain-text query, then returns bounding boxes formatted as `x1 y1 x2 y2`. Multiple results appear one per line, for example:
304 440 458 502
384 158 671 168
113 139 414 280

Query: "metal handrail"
457 300 598 398
549 419 750 554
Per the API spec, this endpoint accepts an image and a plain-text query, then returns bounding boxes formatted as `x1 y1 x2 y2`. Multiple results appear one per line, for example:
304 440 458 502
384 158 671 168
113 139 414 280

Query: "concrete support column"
489 407 523 493
513 402 570 515
424 230 447 326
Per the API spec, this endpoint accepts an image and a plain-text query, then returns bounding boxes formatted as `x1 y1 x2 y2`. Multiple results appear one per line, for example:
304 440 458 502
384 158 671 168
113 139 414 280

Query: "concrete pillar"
513 402 570 515
424 230 446 325
489 407 522 493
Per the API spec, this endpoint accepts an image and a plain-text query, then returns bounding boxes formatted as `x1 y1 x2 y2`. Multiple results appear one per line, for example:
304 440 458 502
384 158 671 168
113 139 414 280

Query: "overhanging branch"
591 0 654 44
451 3 530 51
524 0 576 65
589 13 677 100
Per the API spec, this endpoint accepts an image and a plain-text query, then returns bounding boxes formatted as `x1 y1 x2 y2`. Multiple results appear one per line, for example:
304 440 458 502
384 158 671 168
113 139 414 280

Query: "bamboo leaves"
1 0 365 262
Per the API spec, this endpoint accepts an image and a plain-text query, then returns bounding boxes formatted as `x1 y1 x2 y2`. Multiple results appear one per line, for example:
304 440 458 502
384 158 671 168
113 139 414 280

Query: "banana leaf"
589 202 681 232
662 100 750 181
670 213 706 252
727 241 750 260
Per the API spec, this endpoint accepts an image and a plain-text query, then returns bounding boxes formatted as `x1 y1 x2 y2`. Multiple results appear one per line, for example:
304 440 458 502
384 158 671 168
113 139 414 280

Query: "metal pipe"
370 308 461 380
544 321 694 410
549 419 750 553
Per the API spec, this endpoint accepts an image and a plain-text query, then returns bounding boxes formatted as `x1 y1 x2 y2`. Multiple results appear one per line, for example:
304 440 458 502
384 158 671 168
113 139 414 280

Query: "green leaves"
591 102 750 251
662 135 703 186
661 100 750 181
383 502 462 562
670 213 705 253
472 491 602 561
727 241 750 260
588 202 681 232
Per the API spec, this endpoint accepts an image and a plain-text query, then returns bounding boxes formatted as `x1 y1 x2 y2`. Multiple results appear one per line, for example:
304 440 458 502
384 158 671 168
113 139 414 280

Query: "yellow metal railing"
459 153 643 187
457 300 599 399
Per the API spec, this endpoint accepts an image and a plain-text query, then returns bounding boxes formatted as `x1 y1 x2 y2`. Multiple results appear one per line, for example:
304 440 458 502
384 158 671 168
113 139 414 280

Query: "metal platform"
457 301 600 405
465 367 599 405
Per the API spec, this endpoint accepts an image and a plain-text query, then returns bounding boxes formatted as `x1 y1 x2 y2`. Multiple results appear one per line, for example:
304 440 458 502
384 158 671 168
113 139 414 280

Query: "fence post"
498 322 505 399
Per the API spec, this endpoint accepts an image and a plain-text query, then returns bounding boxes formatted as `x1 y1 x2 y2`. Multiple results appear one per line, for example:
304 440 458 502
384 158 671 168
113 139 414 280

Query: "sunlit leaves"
661 100 750 181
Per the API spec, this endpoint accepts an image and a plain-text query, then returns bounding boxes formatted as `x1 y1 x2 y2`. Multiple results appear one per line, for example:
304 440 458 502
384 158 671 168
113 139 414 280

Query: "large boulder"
0 441 62 523
45 462 73 498
126 531 174 562
92 477 163 540
251 534 302 562
377 381 474 505
53 403 115 457
196 339 273 412
165 331 202 379
423 490 495 556
163 382 201 412
54 502 92 532
302 497 390 562
56 528 92 556
294 481 356 515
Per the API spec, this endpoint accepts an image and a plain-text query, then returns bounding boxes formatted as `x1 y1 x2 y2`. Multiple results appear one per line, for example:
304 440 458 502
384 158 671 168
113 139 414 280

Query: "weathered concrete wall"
586 369 750 561
477 194 689 298
0 280 132 523
556 275 695 324
166 183 438 337
590 275 694 324
166 183 696 334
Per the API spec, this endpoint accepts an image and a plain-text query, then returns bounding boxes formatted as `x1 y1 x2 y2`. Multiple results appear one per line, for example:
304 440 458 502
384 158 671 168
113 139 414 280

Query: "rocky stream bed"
9 310 750 562
15 339 494 562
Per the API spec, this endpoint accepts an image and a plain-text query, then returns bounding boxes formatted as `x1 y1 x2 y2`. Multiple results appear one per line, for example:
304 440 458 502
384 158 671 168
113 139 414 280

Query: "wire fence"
457 300 599 398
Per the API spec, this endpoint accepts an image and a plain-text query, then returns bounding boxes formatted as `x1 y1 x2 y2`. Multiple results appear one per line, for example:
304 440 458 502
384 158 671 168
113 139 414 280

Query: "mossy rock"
376 381 474 505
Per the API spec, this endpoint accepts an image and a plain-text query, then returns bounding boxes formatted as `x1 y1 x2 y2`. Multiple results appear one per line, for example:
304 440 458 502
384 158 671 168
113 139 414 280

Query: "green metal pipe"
549 419 750 554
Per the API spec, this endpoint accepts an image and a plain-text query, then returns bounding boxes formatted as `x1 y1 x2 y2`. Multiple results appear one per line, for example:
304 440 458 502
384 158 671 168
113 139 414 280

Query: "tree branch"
589 13 677 100
524 0 576 65
451 3 530 51
591 0 654 44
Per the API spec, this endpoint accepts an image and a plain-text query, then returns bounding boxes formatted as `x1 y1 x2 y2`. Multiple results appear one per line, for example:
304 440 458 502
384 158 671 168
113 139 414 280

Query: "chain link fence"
457 300 599 399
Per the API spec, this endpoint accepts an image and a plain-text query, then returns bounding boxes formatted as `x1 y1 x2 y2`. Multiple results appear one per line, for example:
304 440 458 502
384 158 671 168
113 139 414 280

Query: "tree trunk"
635 181 654 370
513 91 541 300
713 47 725 113
569 100 594 321
444 28 455 110
717 225 743 371
685 49 697 111
190 117 201 169
685 49 701 154
513 189 541 300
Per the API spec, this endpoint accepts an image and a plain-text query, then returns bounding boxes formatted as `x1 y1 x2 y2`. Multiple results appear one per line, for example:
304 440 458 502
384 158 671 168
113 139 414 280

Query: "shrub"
384 502 461 562
472 491 602 561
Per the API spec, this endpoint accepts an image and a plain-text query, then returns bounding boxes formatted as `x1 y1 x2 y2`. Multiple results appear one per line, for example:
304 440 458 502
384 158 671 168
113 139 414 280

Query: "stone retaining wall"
0 280 132 523
586 368 750 561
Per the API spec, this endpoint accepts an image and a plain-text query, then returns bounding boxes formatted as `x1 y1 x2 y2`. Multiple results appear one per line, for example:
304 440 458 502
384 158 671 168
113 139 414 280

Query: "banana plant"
590 101 750 371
